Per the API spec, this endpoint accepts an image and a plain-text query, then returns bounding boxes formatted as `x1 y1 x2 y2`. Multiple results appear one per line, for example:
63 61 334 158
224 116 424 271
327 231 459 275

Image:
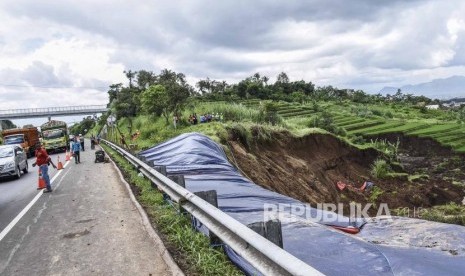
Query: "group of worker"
33 134 100 193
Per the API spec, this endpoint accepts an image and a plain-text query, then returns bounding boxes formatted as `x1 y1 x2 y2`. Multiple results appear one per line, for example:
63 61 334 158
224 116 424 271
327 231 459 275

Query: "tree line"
107 69 438 125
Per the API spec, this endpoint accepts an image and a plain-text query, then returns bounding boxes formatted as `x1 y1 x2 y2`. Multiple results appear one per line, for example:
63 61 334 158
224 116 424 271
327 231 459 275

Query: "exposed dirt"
372 133 465 183
227 129 465 214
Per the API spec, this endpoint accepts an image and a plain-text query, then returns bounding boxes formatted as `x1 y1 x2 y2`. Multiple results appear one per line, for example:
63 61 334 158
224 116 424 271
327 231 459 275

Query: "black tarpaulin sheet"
139 132 465 275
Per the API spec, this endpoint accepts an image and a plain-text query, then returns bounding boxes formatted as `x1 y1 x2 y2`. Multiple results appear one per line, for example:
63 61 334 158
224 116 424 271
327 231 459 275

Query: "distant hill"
379 75 465 100
442 97 465 103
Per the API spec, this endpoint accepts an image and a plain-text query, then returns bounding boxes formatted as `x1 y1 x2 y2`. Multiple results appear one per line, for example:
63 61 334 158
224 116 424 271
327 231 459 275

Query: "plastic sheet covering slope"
139 132 465 276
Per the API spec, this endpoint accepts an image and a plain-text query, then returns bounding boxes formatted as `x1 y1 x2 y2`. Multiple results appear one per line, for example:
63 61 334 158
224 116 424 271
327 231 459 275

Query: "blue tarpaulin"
139 132 465 275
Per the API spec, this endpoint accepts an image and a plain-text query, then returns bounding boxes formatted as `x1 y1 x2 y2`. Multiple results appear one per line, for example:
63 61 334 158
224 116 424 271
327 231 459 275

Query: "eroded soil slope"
227 129 465 212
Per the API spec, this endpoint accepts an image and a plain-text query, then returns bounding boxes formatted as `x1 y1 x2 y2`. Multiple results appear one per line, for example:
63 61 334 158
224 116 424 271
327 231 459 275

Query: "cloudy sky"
1 0 465 115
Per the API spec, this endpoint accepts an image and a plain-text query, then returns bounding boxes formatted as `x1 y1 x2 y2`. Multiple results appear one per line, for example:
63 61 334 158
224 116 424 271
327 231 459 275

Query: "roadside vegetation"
0 120 18 143
102 144 242 276
71 69 465 229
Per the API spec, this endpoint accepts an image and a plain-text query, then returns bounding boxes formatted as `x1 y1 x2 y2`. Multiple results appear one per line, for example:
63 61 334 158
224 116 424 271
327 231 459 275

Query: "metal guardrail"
102 139 324 276
0 105 108 120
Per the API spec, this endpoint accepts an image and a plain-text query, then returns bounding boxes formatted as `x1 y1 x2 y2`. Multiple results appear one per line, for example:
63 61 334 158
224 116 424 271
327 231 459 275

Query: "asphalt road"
0 143 176 275
0 150 67 232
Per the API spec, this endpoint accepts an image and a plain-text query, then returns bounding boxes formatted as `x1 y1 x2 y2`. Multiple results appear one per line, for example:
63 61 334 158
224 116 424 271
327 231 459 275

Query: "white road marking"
0 158 72 242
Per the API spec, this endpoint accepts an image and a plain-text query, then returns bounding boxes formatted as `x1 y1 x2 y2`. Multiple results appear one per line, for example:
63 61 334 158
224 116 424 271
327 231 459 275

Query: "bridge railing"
101 139 324 276
0 105 108 115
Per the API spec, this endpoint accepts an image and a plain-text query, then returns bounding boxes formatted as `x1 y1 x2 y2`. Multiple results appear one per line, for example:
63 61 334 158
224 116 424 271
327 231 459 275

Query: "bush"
227 124 250 148
351 106 374 118
371 159 392 179
350 135 365 144
250 125 273 142
307 112 346 136
369 138 400 160
259 102 283 126
369 186 384 202
371 109 383 117
312 101 321 112
419 202 465 226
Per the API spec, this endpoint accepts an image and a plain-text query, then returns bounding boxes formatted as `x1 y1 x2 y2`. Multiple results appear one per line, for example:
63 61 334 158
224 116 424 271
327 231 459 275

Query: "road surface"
0 142 179 275
0 151 67 232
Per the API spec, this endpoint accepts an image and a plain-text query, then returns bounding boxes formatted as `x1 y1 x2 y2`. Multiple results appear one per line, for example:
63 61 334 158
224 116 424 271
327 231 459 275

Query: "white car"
0 145 28 179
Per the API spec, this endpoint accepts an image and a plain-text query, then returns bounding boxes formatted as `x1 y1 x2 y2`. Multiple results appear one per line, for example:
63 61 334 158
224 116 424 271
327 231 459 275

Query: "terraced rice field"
348 121 405 135
274 103 316 118
239 100 465 153
279 110 315 118
345 120 465 152
368 122 431 135
407 124 460 136
342 120 386 131
334 118 366 126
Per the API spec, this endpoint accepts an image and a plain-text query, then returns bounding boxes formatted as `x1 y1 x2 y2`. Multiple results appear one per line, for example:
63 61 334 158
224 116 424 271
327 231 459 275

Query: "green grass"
343 120 385 131
429 130 465 140
333 116 361 123
367 122 430 135
418 203 465 226
335 118 366 127
371 159 392 179
408 124 460 136
369 186 384 203
102 144 242 276
408 174 429 182
103 99 465 158
279 110 314 118
456 145 465 153
436 134 465 143
348 121 404 135
443 140 465 149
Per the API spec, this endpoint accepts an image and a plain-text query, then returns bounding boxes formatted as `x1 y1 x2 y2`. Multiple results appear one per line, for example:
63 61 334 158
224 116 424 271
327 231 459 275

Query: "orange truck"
1 127 40 157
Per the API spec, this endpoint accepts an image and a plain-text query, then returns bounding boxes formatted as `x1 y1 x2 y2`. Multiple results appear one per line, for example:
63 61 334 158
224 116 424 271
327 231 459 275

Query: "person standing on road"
71 137 82 164
34 141 56 193
90 134 96 150
79 134 85 151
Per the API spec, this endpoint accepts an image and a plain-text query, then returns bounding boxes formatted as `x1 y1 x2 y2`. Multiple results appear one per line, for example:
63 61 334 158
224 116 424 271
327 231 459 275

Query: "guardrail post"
194 190 218 208
193 190 221 245
168 175 186 214
168 175 185 188
248 219 283 248
137 155 148 172
139 155 147 164
154 165 168 198
154 165 167 176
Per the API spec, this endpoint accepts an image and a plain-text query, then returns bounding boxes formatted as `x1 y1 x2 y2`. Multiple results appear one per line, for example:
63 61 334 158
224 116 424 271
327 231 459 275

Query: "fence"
0 105 108 120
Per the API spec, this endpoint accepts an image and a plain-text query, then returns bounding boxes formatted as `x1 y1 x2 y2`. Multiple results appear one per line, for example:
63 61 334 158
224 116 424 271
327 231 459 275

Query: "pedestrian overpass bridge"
0 105 108 120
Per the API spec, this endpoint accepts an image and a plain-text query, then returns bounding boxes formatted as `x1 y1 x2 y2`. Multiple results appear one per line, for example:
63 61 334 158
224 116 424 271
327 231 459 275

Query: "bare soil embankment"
227 129 465 213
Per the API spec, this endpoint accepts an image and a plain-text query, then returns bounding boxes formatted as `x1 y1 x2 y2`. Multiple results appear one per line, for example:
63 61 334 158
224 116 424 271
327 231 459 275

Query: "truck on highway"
40 120 69 152
1 127 40 157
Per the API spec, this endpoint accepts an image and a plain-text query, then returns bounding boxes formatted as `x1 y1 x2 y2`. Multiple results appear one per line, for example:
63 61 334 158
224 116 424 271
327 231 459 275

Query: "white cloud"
0 9 125 110
0 0 465 116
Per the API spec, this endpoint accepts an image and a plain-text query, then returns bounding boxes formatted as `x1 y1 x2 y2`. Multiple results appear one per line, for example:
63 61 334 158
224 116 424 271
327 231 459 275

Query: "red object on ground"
337 181 347 191
359 181 367 191
330 225 360 234
37 169 46 190
57 156 64 170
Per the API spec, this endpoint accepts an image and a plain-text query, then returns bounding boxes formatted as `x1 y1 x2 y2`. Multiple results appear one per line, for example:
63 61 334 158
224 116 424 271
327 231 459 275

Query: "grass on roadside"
102 144 243 276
